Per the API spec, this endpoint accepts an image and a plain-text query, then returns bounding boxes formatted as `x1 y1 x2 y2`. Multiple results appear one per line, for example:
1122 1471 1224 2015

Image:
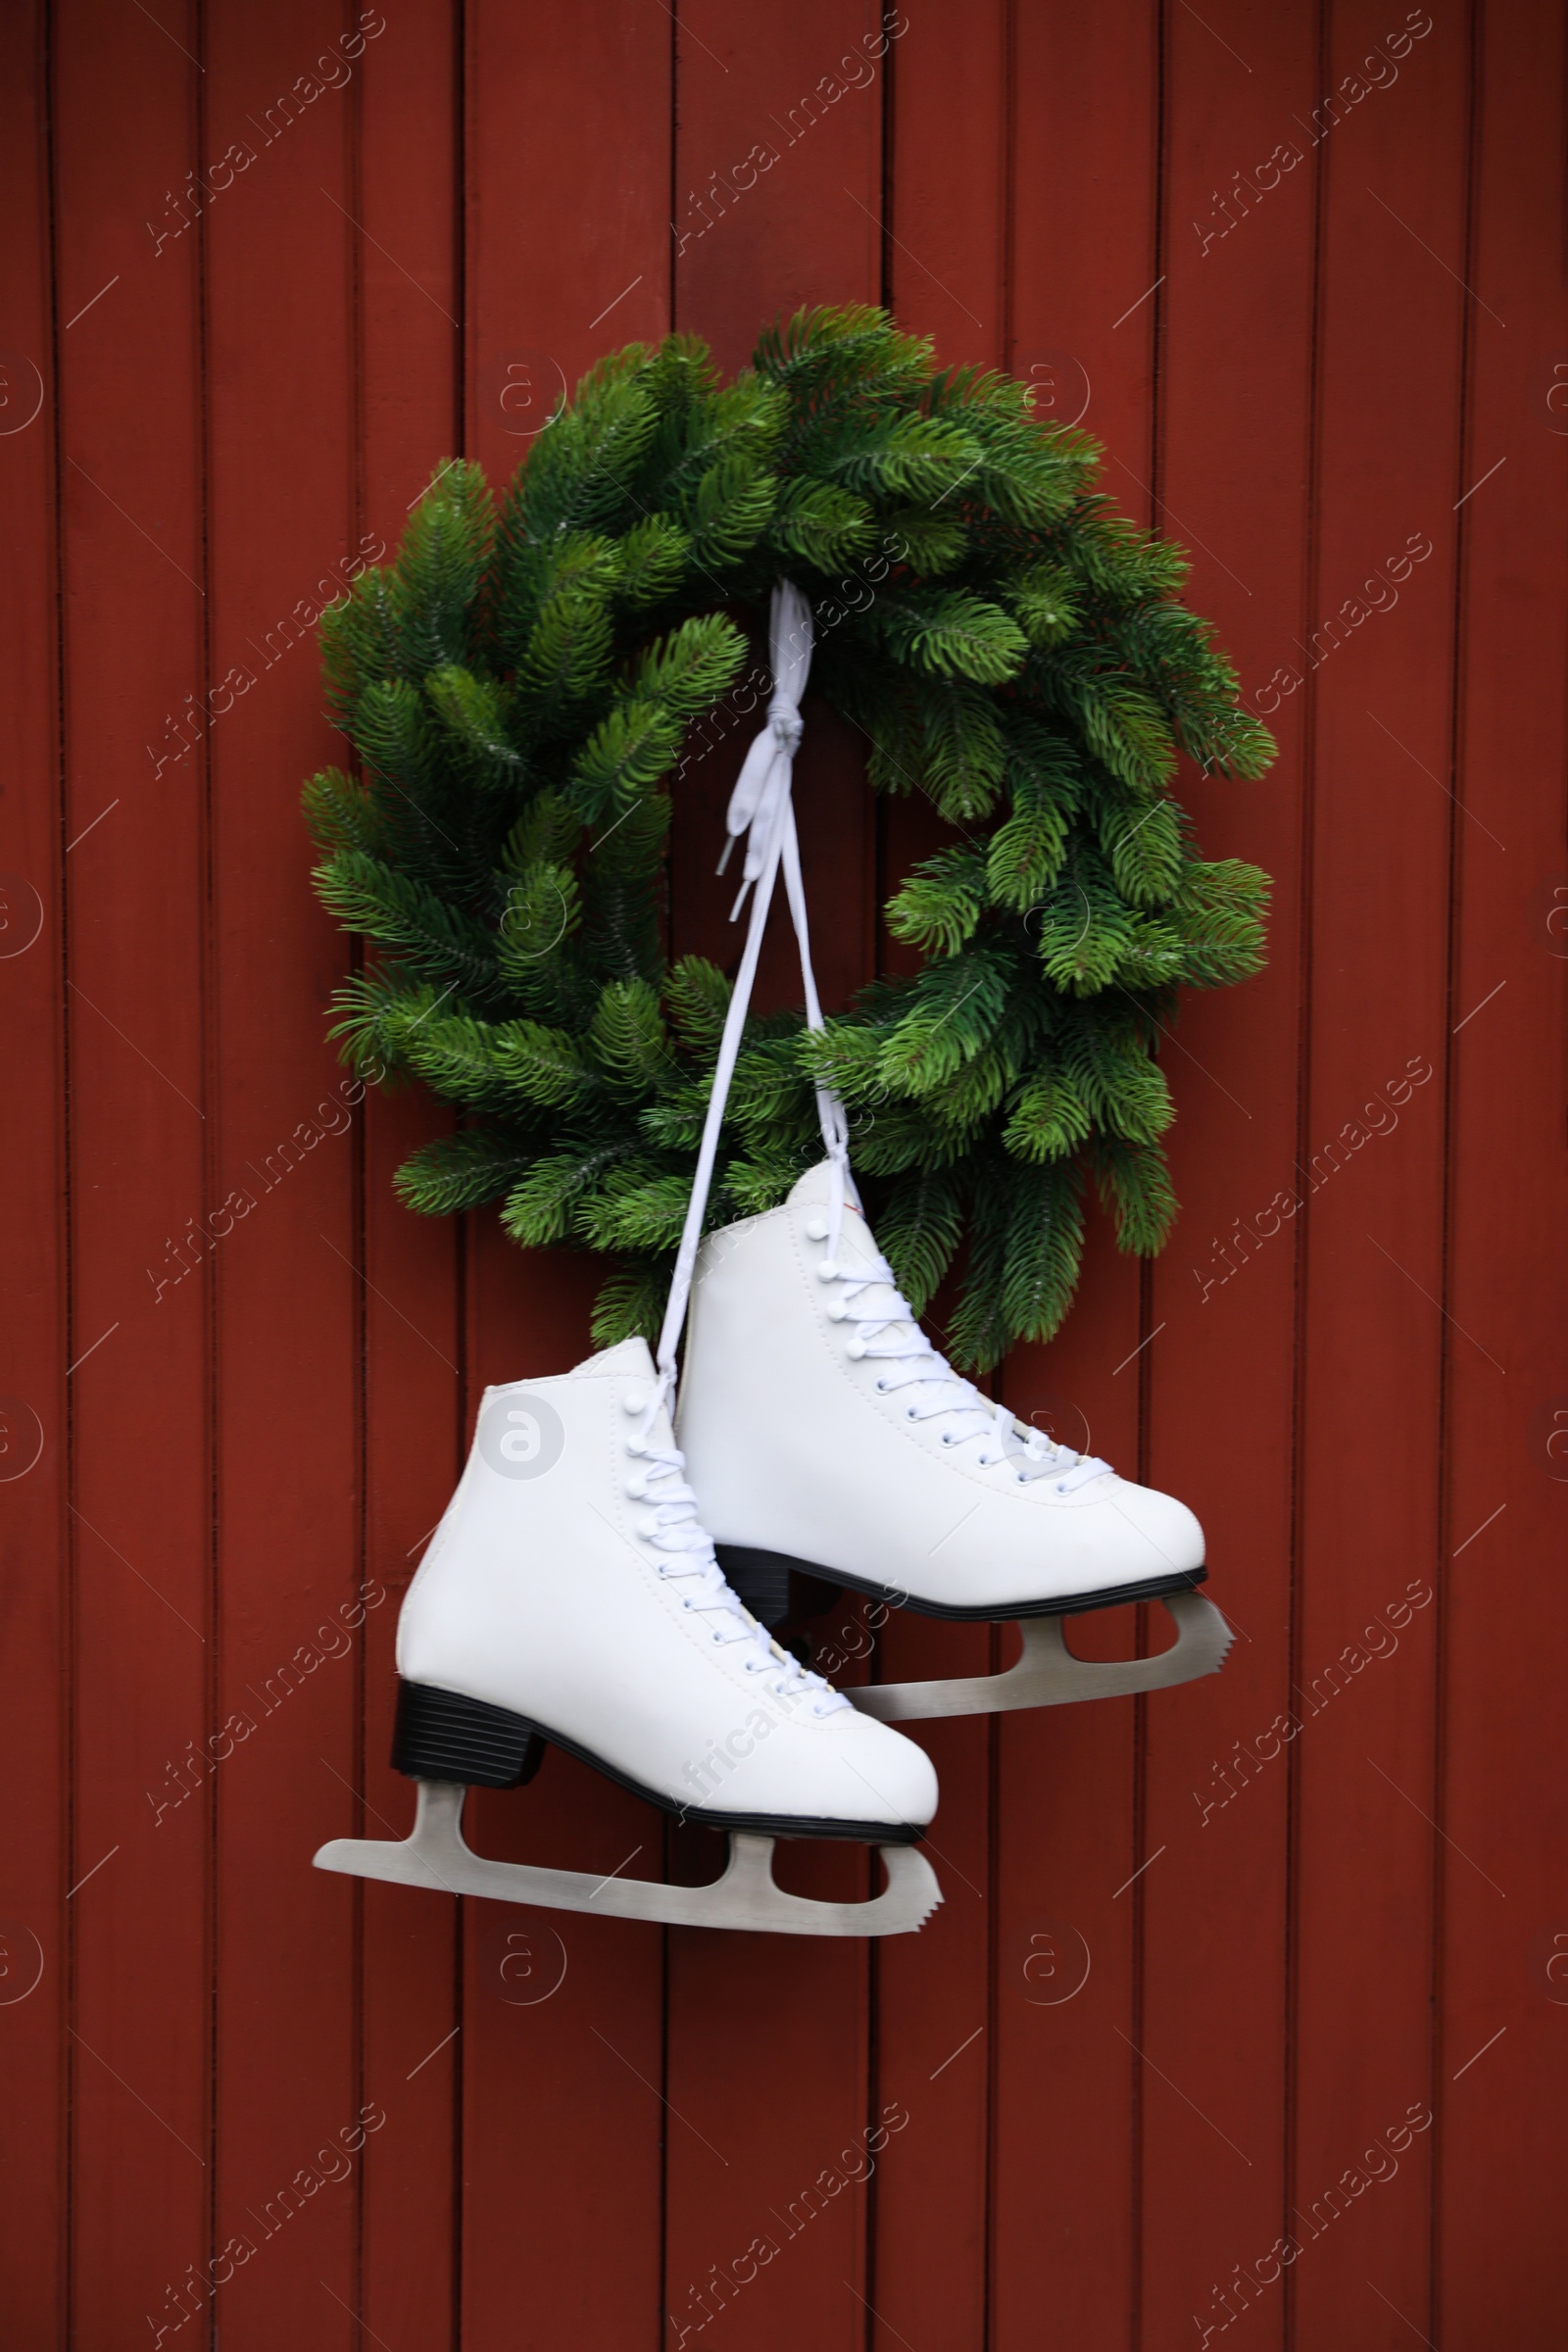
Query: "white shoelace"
636 578 851 1718
625 1425 836 1708
811 1191 1111 1493
653 581 853 1400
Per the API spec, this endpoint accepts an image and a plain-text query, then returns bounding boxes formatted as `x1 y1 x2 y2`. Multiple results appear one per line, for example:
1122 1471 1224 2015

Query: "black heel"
392 1680 547 1789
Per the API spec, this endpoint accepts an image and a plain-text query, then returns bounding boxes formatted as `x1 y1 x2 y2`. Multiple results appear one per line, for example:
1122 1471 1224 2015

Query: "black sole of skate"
390 1679 927 1845
715 1544 1207 1625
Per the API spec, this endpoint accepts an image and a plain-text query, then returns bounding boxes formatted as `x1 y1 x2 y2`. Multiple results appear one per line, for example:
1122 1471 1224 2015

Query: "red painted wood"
457 9 671 2348
466 0 672 478
354 14 466 2347
0 7 67 2339
1139 7 1321 2345
885 0 1006 371
1435 6 1568 2340
201 6 365 2340
13 5 1566 2341
672 0 889 381
991 7 1161 2346
53 1 217 2337
1290 5 1468 2342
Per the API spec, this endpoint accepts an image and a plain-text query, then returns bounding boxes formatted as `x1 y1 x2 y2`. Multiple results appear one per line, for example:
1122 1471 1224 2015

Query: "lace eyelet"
875 1378 889 1394
621 1387 648 1416
1055 1481 1067 1494
906 1406 918 1421
1016 1472 1028 1485
805 1213 829 1241
624 1433 648 1458
846 1336 866 1360
941 1432 955 1446
816 1260 840 1282
711 1629 723 1643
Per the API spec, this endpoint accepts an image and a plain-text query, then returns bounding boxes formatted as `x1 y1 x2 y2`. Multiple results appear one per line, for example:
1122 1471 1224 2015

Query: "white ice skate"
314 1338 940 1934
316 582 942 1936
677 1162 1232 1719
667 581 1231 1723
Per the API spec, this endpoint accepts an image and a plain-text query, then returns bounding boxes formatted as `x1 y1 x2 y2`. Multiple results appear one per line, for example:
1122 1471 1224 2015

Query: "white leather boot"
677 1160 1232 1718
394 1333 936 1833
316 1334 942 1936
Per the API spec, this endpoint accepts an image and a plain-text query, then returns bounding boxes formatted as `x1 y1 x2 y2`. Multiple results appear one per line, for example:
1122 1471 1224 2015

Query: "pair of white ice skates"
317 585 1231 1936
317 1160 1230 1936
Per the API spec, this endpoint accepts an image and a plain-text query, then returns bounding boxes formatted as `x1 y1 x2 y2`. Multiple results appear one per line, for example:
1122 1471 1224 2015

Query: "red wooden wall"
2 4 1564 2346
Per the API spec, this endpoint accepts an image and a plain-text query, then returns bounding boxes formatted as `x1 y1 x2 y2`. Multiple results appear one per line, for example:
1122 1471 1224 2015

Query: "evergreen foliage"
307 308 1272 1368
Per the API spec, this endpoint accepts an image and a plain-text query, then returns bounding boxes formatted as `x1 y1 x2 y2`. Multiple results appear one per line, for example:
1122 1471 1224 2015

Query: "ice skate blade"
847 1591 1234 1721
313 1782 942 1938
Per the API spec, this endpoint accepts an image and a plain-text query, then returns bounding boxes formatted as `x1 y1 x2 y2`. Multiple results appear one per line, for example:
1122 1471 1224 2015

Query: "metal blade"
314 1781 942 1937
847 1591 1234 1721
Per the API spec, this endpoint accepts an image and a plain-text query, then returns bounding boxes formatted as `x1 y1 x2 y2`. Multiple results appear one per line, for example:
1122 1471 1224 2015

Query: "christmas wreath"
305 307 1271 1368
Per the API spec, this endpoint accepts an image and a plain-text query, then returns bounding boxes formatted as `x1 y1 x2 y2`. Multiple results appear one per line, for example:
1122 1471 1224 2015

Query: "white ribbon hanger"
654 580 854 1399
716 579 813 916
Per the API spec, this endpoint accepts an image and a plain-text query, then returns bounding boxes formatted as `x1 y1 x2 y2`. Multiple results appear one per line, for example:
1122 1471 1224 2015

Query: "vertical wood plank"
1436 5 1568 2342
1139 6 1321 2345
992 5 1161 2345
883 0 1005 371
1290 5 1467 2342
672 3 888 381
204 5 365 2340
466 0 671 462
52 1 217 2338
0 6 67 2340
458 7 672 2347
354 10 464 2346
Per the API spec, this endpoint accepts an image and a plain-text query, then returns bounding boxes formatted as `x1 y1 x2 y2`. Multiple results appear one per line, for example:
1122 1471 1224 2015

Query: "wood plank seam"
1428 7 1482 2337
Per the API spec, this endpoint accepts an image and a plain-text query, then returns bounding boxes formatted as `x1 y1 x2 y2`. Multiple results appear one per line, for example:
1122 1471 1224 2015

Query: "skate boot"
676 1159 1232 1720
315 1337 941 1935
